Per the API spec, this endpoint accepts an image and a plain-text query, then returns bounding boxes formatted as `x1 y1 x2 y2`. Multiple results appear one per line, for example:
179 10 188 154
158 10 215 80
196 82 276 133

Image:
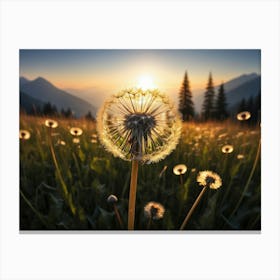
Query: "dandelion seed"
237 111 251 121
45 119 58 128
197 170 222 189
237 154 245 159
73 137 80 144
221 145 234 154
19 129 31 140
107 194 118 204
91 139 98 143
91 133 98 138
173 164 187 175
70 127 83 136
144 201 165 220
191 168 196 172
96 88 182 163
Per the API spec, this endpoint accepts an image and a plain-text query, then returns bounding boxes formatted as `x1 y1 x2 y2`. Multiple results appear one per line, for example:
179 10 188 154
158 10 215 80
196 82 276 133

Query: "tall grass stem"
229 139 261 219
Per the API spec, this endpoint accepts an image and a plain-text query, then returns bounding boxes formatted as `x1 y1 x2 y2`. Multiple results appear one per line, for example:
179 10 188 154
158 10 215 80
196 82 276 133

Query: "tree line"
20 100 95 121
178 71 261 123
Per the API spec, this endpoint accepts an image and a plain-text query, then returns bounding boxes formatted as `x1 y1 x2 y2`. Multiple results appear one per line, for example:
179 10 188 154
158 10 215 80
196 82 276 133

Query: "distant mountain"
226 76 261 110
193 73 261 113
20 77 30 87
20 91 45 114
20 77 96 117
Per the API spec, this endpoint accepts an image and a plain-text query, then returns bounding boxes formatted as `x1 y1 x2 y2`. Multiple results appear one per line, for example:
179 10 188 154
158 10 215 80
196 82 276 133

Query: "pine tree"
202 72 215 121
214 83 228 120
178 71 194 121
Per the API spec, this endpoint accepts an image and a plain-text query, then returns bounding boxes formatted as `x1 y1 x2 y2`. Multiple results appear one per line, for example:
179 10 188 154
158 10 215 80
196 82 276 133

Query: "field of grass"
20 114 261 230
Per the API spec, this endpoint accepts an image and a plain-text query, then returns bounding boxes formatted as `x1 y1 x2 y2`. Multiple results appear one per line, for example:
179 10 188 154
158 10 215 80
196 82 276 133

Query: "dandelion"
197 170 222 190
19 129 31 140
97 88 181 230
173 164 187 185
180 170 222 230
107 194 118 203
237 154 245 159
73 138 80 144
70 127 83 136
173 164 187 175
107 194 123 229
237 111 251 121
97 88 182 163
221 145 234 154
144 201 165 220
45 119 58 128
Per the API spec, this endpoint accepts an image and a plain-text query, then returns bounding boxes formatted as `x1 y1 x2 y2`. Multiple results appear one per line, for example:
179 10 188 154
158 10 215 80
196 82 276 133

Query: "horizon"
20 49 261 108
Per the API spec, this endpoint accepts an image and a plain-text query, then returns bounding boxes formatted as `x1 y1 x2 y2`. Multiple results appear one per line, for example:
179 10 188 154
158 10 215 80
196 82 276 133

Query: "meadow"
20 114 261 231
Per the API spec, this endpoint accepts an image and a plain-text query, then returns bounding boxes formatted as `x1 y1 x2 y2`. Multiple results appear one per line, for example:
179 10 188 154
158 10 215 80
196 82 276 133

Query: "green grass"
20 114 261 230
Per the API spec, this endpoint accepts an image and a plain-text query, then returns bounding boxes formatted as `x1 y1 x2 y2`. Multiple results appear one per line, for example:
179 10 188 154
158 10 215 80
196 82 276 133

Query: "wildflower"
222 145 234 154
45 119 58 128
19 129 31 140
73 137 80 144
70 127 83 136
237 111 251 121
197 170 222 189
144 201 165 220
237 154 245 159
96 88 182 163
107 194 118 204
173 164 187 175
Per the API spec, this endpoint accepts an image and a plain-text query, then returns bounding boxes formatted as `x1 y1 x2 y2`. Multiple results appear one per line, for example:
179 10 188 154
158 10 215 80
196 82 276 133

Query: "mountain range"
20 73 261 117
193 73 261 113
20 77 96 117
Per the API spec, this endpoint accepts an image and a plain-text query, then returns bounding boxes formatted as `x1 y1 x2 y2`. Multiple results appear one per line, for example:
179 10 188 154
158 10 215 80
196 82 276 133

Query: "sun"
137 75 156 90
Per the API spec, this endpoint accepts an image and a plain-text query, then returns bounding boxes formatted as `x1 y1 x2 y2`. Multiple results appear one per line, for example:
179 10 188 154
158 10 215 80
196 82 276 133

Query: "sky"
20 49 261 107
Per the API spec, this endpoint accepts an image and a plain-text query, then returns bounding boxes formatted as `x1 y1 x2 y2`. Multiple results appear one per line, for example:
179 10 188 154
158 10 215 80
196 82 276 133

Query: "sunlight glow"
137 75 157 90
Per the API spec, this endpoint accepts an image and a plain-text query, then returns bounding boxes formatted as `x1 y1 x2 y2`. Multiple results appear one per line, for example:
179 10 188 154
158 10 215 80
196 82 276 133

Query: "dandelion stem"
113 204 124 229
147 216 152 230
229 139 261 220
128 160 139 230
180 186 207 230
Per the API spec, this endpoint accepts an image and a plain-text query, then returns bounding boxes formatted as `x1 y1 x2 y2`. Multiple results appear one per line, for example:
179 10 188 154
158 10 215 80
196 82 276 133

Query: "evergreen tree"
178 71 194 121
202 72 215 121
85 111 95 121
237 98 247 112
214 83 228 120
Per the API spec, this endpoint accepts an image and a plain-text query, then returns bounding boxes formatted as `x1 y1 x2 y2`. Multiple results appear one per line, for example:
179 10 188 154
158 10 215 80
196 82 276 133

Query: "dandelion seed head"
237 111 251 121
197 170 222 189
19 129 31 140
144 201 165 220
97 88 182 163
45 119 58 128
173 164 187 175
222 145 234 154
237 154 245 159
73 137 80 144
107 194 118 204
70 127 83 136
